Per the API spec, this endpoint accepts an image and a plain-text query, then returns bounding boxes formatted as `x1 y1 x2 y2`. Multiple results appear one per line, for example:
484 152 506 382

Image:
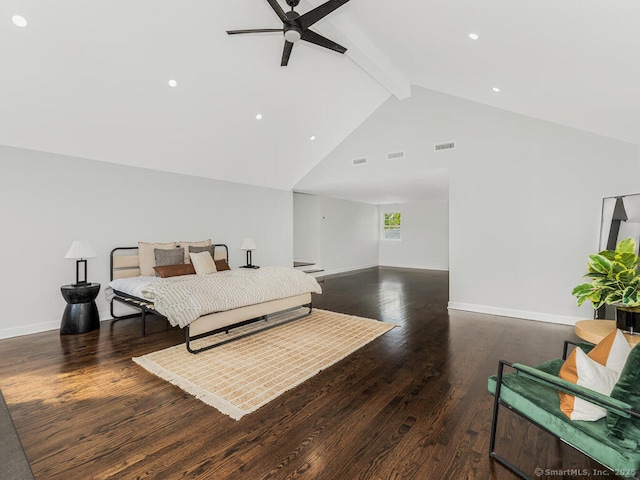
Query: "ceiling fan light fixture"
284 29 301 43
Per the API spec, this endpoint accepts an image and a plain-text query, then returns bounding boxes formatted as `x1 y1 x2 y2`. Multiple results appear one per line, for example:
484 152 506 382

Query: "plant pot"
615 307 640 335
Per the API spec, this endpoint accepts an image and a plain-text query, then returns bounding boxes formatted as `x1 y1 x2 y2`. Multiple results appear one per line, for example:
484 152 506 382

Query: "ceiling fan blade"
266 0 288 23
297 0 350 30
301 29 346 54
281 41 294 66
227 28 283 35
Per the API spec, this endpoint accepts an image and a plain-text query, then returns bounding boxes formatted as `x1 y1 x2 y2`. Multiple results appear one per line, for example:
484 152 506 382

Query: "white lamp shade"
65 241 97 260
240 238 257 251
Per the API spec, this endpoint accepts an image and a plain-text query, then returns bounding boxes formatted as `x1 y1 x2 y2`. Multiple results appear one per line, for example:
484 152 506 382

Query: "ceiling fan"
227 0 350 66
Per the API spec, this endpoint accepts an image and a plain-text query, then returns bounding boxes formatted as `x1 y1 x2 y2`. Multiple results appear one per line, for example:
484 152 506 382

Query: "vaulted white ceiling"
2 0 639 198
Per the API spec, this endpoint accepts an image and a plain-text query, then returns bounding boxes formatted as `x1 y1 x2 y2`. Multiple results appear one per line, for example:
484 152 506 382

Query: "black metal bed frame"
109 244 313 353
110 246 157 335
184 303 312 354
489 340 640 480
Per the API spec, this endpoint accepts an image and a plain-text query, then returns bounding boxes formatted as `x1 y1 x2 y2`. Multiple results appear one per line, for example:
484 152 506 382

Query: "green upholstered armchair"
488 340 640 480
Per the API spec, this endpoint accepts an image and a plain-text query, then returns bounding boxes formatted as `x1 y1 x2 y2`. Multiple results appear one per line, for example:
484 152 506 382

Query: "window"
382 212 402 240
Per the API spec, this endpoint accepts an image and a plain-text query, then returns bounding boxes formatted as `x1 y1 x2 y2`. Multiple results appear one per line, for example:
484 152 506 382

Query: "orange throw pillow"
559 329 630 420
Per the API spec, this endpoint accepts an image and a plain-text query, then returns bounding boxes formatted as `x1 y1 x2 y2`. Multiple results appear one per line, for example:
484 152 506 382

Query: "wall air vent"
387 151 405 160
352 157 367 166
435 141 455 151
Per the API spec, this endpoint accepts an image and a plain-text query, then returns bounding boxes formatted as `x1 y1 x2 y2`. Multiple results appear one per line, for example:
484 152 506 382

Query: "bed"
107 244 322 353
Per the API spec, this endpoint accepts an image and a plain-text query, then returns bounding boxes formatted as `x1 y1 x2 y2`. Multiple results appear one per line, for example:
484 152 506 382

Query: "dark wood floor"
0 267 610 479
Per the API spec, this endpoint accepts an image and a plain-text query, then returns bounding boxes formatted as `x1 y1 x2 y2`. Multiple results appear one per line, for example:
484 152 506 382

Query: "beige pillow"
190 251 217 276
178 239 212 263
138 242 176 276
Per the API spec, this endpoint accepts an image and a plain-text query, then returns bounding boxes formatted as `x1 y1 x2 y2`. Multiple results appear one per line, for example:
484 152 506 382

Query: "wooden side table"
574 319 640 347
60 283 101 334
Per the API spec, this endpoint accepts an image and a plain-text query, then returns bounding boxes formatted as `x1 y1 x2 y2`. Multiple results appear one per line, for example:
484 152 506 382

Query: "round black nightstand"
60 283 101 334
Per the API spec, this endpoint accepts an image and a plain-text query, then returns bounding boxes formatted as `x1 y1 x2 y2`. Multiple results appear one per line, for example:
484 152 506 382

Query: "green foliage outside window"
383 212 401 240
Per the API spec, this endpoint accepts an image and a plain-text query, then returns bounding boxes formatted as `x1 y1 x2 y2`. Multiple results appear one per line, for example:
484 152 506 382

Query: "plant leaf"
588 254 612 275
572 283 596 296
617 237 636 254
606 291 624 304
617 269 637 284
622 286 638 304
611 262 626 277
615 252 639 268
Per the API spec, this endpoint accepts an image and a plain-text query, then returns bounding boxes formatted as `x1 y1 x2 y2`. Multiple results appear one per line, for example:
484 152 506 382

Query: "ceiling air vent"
387 151 405 160
435 141 455 151
352 157 367 166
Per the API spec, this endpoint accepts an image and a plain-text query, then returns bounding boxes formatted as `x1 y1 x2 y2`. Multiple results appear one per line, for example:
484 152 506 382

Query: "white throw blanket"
141 267 322 328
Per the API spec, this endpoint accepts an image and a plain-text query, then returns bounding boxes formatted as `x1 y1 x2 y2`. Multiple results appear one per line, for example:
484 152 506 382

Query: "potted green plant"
572 237 640 334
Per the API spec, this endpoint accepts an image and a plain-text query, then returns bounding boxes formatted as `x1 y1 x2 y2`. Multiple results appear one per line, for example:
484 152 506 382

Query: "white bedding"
107 268 322 328
106 275 159 301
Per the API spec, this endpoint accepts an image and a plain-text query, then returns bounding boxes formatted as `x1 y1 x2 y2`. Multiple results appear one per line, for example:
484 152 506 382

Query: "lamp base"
240 265 260 269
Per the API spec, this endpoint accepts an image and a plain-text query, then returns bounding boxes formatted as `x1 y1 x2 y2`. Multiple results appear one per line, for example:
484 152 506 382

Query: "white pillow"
568 348 619 421
189 251 217 276
600 329 632 374
138 241 176 276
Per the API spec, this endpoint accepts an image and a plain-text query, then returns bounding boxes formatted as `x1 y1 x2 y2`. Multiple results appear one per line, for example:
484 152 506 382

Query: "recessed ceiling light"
492 87 501 93
468 33 479 40
168 79 178 88
255 114 263 120
11 15 28 28
310 135 316 141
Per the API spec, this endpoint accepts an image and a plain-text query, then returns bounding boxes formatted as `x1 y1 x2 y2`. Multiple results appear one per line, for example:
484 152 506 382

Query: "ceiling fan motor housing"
284 11 302 43
286 0 301 7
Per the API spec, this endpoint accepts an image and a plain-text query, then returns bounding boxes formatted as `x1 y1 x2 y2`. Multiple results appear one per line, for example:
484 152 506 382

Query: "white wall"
320 196 379 275
297 86 640 324
0 145 293 339
379 201 449 270
293 193 321 264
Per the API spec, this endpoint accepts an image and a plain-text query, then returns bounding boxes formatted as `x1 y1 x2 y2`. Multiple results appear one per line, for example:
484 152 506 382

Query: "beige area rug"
133 309 395 420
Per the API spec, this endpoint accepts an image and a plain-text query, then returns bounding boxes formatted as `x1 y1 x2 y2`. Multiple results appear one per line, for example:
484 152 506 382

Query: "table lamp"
65 241 97 286
240 238 257 268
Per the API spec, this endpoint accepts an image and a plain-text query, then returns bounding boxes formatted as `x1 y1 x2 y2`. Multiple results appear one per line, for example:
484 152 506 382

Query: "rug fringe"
132 356 246 420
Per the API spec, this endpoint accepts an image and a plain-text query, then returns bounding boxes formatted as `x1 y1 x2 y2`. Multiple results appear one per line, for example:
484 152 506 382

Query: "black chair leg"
489 361 533 480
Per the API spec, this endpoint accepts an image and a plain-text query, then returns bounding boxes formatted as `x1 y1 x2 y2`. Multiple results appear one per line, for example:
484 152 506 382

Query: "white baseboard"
0 320 60 340
0 309 114 340
319 264 379 277
379 263 449 271
447 302 584 326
